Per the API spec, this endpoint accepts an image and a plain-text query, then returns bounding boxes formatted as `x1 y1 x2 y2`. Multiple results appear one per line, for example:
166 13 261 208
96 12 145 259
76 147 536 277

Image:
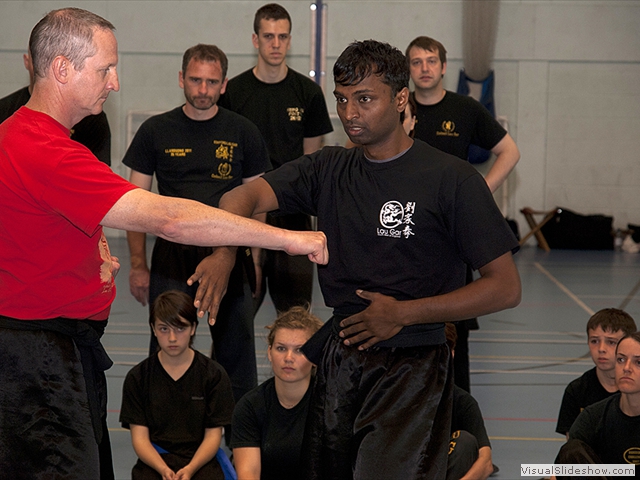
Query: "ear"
51 55 72 85
442 61 447 77
178 70 185 89
190 324 196 336
23 53 31 72
252 33 259 49
396 86 409 113
267 345 273 363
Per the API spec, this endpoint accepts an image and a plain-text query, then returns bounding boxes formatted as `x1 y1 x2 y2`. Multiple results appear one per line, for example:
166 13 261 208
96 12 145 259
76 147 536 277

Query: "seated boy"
120 290 235 480
556 308 636 438
552 332 640 479
445 323 494 480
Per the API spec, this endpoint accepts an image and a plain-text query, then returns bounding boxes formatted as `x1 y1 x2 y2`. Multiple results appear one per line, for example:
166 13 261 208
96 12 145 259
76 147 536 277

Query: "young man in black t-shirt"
406 35 521 393
124 44 271 405
218 3 333 314
197 40 521 480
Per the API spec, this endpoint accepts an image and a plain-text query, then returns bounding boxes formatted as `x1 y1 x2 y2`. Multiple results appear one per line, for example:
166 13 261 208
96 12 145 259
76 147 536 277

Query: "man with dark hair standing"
217 3 333 314
201 39 521 479
0 9 327 478
0 49 111 165
406 35 521 392
124 43 271 405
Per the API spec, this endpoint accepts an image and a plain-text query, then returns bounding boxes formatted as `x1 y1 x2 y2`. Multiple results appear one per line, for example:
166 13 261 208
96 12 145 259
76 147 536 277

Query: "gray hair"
29 7 115 78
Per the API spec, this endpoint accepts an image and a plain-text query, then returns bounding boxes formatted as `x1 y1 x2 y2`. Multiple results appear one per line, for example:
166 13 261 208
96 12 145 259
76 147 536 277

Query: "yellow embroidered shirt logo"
623 447 640 464
287 107 304 122
436 120 459 137
211 140 238 180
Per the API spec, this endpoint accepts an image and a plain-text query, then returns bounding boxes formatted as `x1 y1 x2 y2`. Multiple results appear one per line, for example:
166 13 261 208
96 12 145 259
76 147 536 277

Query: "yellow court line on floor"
534 262 594 316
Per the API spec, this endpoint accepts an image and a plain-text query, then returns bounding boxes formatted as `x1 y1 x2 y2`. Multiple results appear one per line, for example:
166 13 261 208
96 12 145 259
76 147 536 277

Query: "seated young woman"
230 306 323 480
120 290 235 480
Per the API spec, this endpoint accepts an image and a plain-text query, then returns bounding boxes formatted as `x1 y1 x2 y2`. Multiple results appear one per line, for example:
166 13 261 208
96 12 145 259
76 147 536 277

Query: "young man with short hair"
217 3 333 314
556 308 637 437
124 44 271 405
202 39 520 479
405 35 519 193
406 35 521 393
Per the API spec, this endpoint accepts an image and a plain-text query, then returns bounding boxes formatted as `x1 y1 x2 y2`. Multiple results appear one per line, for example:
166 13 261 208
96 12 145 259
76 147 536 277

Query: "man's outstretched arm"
102 185 326 261
339 251 520 349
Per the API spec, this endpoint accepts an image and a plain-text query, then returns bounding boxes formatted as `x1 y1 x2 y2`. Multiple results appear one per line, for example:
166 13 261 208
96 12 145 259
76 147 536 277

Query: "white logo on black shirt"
378 201 415 239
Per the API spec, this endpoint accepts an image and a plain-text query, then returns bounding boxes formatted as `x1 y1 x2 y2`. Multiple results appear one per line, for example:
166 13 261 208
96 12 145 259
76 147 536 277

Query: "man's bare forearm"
103 188 327 262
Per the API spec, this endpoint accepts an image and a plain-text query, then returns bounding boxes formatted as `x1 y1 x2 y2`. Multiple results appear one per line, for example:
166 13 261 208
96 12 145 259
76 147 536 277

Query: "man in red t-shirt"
0 8 327 479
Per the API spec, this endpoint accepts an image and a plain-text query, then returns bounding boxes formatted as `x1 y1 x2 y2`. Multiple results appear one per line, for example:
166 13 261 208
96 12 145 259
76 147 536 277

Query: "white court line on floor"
471 338 584 344
534 262 595 316
473 330 585 336
471 359 590 366
472 369 589 376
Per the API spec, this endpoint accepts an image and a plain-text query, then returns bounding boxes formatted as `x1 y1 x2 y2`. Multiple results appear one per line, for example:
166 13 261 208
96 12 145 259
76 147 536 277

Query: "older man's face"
68 28 119 119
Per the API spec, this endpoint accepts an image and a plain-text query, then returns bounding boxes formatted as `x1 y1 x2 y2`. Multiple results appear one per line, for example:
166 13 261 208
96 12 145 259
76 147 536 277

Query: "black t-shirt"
122 106 270 207
0 86 112 165
263 140 519 346
230 377 313 480
570 394 640 471
556 366 617 435
120 351 235 459
451 385 491 449
219 68 333 168
412 91 506 161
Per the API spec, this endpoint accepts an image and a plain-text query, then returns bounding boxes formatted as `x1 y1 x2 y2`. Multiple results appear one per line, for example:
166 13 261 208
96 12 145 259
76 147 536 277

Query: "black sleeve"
122 120 157 175
204 361 235 428
471 101 507 151
119 365 148 429
230 392 263 449
556 382 580 435
454 390 491 448
568 406 598 446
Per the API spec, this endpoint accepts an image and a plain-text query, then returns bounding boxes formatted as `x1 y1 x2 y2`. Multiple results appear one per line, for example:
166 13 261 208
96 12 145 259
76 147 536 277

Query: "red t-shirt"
0 107 137 320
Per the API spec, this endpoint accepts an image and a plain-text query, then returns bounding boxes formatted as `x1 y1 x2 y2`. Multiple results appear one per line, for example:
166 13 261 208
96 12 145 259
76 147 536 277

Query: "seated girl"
230 306 323 480
120 290 235 480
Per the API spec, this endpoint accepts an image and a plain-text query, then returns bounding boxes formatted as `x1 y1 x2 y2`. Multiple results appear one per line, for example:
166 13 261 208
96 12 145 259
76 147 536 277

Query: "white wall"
1 0 639 234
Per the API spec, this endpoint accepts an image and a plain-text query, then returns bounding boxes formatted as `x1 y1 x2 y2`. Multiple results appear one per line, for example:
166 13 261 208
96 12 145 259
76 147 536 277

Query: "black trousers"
256 213 315 313
0 318 113 479
303 330 453 480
